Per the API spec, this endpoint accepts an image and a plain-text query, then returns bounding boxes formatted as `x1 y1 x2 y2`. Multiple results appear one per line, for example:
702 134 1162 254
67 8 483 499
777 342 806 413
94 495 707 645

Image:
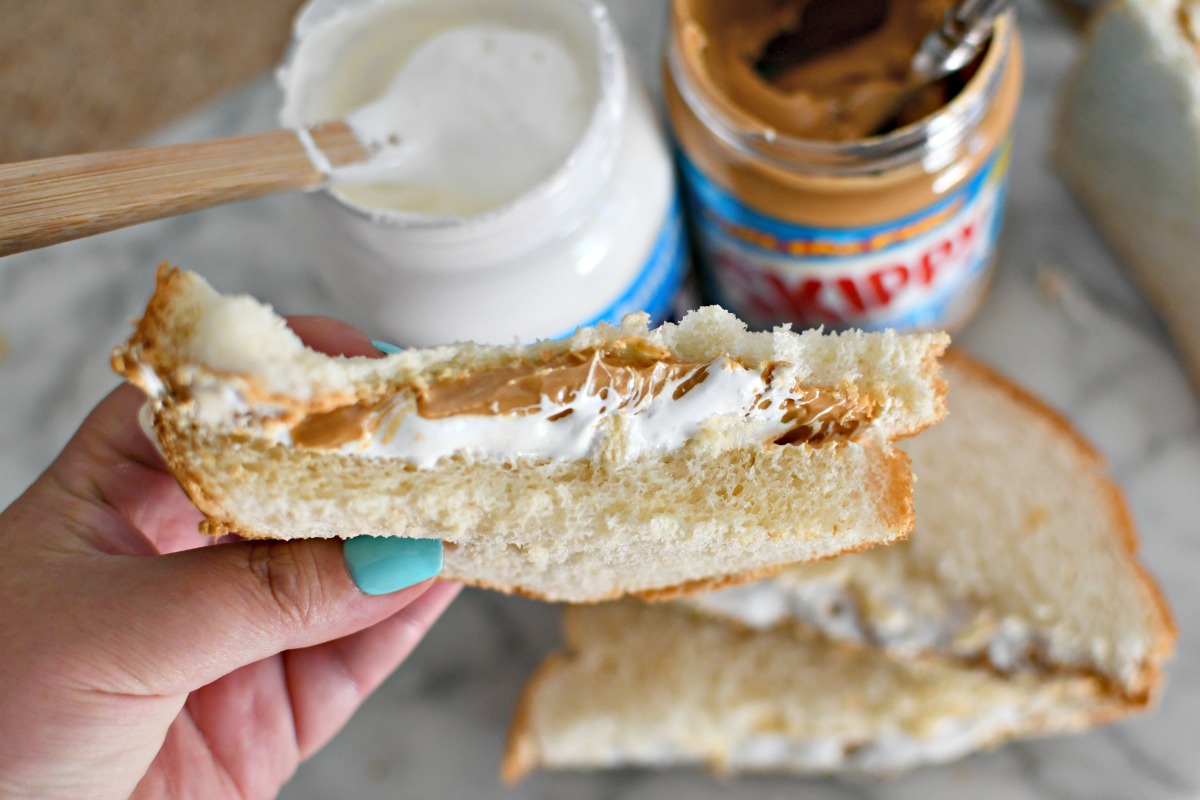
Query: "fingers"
31 313 430 695
285 581 462 758
50 384 170 499
84 538 441 697
34 384 206 557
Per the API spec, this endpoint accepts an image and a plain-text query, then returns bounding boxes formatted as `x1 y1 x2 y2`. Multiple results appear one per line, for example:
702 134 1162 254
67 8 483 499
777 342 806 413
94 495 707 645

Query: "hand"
0 317 460 799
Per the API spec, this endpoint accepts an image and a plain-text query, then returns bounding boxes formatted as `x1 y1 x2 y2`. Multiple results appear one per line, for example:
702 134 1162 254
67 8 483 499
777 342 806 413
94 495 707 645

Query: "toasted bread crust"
111 263 179 385
501 651 566 784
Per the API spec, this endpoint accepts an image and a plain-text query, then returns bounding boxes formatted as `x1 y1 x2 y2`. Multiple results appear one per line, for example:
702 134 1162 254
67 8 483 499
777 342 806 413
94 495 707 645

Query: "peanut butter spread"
288 341 877 451
291 401 389 449
677 0 956 141
415 339 698 419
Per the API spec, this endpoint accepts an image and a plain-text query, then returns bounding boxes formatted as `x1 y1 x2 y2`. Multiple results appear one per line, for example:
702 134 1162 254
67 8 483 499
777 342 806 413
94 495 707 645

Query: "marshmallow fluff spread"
274 346 875 468
686 574 1072 675
337 25 594 216
281 0 599 218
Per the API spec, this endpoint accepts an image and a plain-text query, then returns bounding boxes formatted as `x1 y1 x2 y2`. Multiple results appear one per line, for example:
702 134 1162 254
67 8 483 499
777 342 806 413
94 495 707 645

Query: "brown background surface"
0 0 305 162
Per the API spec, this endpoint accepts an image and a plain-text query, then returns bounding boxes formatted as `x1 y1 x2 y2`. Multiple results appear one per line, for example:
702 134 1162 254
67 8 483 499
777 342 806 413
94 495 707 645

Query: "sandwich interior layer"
274 342 882 468
115 266 951 470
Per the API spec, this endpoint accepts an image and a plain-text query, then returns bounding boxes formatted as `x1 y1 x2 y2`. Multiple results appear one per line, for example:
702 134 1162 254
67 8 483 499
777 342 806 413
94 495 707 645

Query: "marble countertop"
1 1 1196 797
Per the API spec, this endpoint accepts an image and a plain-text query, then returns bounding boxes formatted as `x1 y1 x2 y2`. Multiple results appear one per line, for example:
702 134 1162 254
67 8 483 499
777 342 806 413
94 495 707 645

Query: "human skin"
0 316 460 799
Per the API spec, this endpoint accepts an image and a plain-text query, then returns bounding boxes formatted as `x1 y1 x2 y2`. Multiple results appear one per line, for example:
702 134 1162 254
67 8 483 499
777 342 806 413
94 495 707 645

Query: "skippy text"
709 190 995 328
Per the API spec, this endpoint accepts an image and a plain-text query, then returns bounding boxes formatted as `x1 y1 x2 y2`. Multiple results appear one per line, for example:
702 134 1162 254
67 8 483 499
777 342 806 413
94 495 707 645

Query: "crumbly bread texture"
502 602 1118 781
686 353 1175 701
112 266 949 602
503 354 1175 779
1056 0 1200 393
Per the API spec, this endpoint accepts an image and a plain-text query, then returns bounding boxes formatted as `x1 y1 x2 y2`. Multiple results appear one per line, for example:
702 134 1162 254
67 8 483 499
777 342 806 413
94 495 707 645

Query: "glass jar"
664 3 1023 332
278 0 686 346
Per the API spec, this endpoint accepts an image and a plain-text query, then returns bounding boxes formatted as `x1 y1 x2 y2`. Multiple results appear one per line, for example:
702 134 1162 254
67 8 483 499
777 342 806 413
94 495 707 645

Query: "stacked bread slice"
1057 0 1200 392
504 354 1175 778
113 266 949 602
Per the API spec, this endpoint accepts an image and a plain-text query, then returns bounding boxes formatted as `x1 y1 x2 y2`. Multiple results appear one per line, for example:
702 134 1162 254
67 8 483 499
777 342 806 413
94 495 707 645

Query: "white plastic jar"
278 0 685 347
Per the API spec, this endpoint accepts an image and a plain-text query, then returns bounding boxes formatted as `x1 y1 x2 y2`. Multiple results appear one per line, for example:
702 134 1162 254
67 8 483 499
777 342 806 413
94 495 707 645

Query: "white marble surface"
0 1 1196 797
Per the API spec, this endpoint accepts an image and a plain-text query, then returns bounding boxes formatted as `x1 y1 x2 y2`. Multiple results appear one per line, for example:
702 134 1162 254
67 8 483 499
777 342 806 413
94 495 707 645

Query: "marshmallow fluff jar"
279 0 685 346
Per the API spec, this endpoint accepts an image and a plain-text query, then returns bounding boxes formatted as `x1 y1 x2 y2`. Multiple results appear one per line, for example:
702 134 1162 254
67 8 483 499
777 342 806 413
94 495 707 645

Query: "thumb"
85 535 443 696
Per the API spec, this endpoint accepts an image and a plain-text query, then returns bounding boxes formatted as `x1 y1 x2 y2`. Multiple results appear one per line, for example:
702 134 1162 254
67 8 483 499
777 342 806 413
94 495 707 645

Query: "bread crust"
501 651 564 784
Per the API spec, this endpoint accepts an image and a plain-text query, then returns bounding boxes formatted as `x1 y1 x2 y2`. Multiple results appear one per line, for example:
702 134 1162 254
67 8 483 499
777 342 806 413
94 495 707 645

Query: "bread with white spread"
503 353 1174 777
686 353 1174 702
503 601 1125 780
112 266 949 602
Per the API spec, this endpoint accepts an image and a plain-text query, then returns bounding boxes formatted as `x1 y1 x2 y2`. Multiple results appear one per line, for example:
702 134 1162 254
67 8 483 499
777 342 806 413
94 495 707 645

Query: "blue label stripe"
677 148 1002 262
679 138 1012 331
556 194 688 338
876 167 1010 330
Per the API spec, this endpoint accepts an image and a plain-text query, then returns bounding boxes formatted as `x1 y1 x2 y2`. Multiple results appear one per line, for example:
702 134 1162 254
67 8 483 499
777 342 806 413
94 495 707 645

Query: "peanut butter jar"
665 0 1023 332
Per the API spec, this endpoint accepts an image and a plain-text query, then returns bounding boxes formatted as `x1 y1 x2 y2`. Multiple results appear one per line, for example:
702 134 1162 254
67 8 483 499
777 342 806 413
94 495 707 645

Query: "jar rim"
666 11 1015 177
278 0 626 238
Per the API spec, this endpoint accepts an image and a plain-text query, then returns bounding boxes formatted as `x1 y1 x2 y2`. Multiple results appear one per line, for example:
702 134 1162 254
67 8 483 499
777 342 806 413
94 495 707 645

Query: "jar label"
561 195 689 335
679 140 1012 331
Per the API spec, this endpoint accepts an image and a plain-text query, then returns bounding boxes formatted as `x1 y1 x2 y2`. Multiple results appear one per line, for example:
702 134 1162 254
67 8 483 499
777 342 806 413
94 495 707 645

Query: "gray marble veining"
0 1 1195 798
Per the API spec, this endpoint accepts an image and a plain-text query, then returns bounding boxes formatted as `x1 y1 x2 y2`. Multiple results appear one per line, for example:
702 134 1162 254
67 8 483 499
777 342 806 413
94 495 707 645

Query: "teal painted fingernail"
371 339 404 354
343 537 443 595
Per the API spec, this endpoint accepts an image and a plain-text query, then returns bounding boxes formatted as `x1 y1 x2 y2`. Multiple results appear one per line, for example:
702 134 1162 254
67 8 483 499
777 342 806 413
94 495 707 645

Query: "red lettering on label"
869 265 910 306
960 219 977 245
763 274 841 324
917 239 946 285
712 193 996 328
836 277 866 315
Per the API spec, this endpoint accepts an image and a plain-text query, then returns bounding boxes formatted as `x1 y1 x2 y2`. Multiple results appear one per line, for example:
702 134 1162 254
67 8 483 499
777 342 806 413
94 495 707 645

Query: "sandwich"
504 353 1175 777
111 265 949 602
1056 0 1200 393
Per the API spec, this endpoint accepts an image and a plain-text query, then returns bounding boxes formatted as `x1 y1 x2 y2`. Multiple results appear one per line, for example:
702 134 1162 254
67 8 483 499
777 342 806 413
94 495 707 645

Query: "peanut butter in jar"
665 0 1023 332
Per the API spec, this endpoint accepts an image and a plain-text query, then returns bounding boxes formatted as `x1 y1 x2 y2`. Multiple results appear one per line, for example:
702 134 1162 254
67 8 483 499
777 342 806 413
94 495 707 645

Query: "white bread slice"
112 266 949 602
1056 0 1200 393
685 353 1175 702
503 602 1120 780
503 353 1175 778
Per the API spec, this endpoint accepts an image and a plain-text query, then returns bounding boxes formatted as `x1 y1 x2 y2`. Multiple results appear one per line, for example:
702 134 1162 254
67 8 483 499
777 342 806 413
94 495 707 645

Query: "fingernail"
371 339 404 355
343 536 443 595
